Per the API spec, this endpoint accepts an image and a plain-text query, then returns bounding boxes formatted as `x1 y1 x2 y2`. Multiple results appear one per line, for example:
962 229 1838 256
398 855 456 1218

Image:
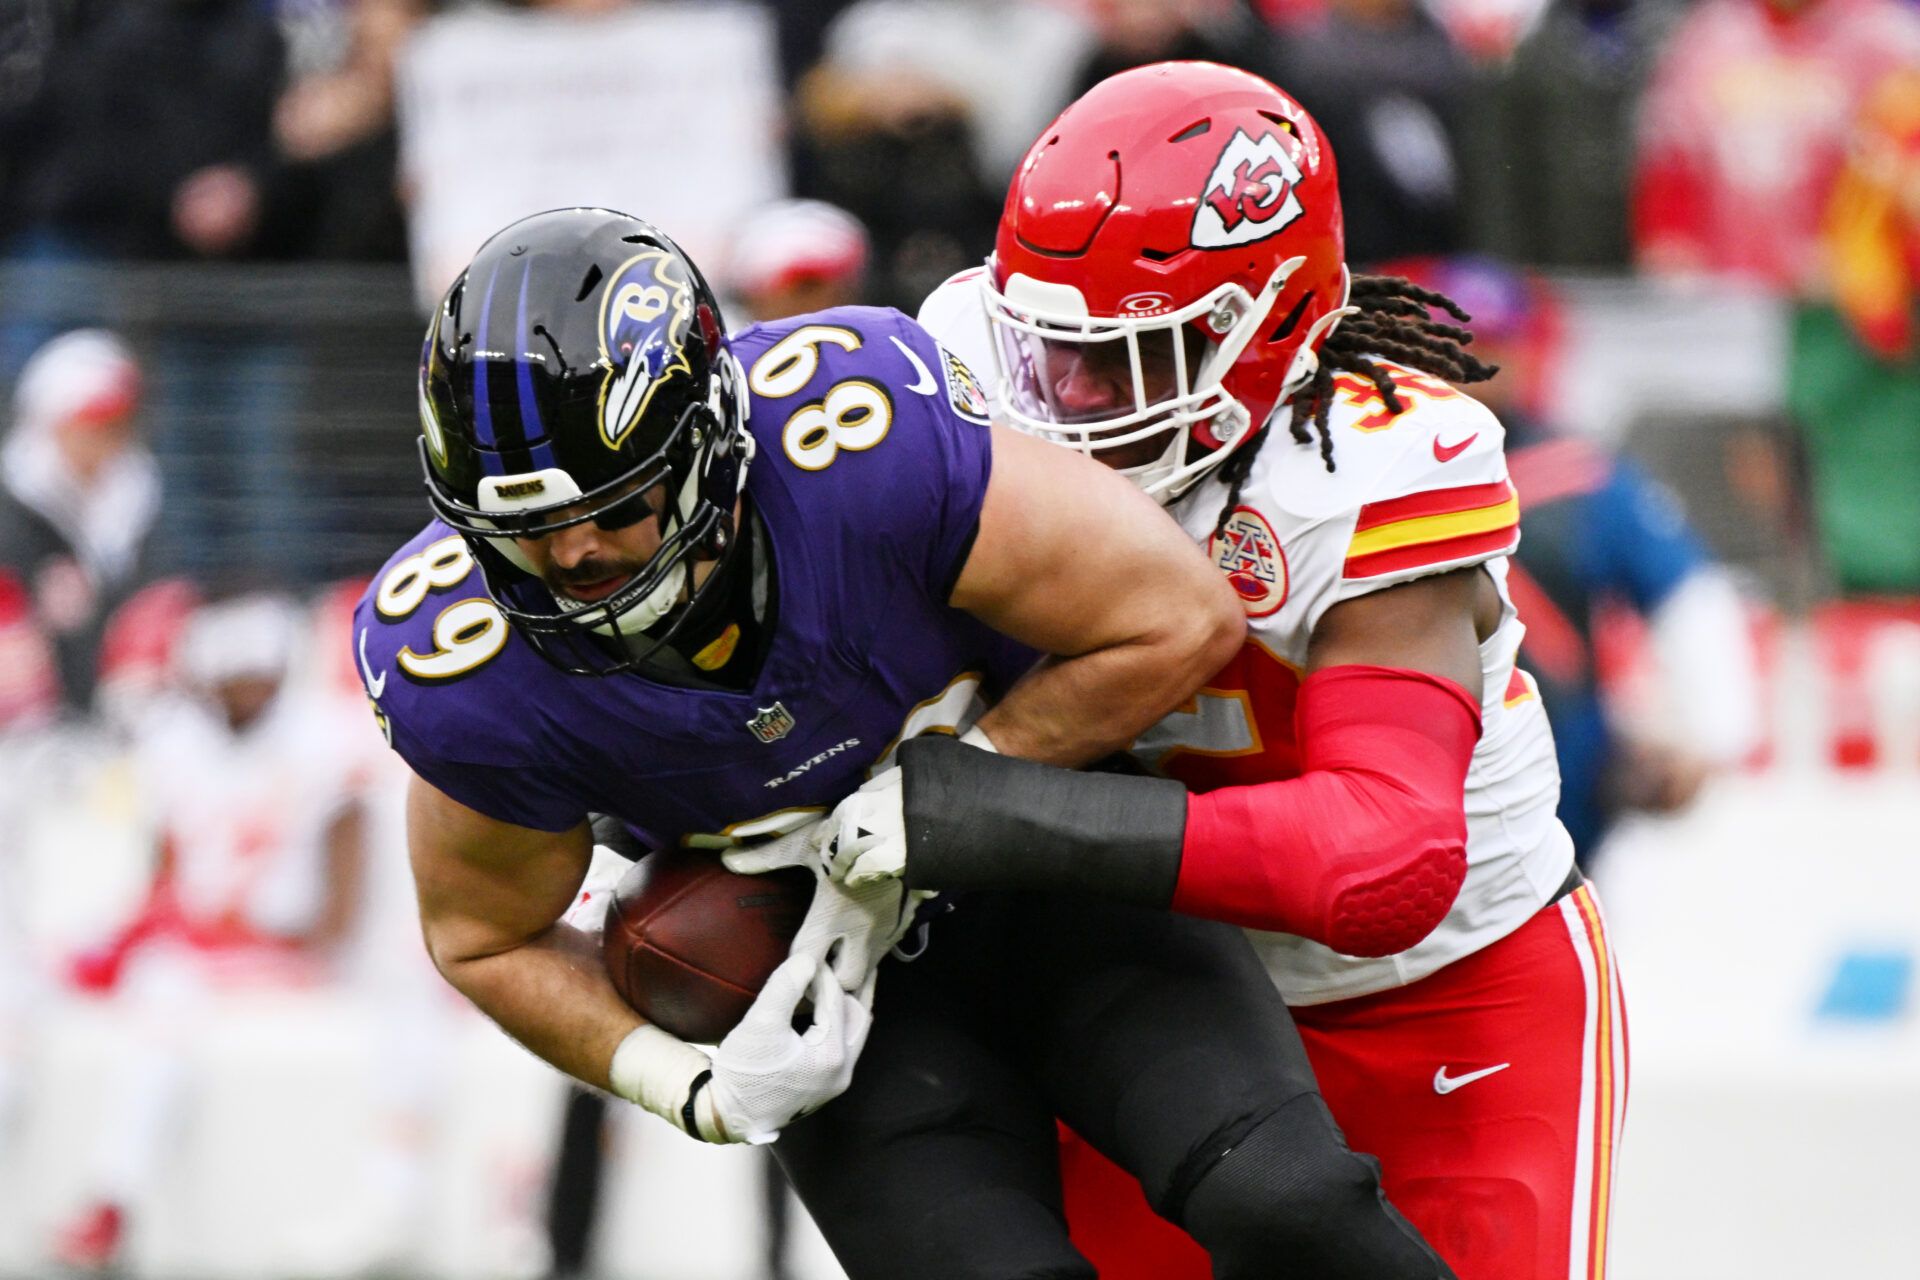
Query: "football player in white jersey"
52 593 375 1270
814 62 1627 1280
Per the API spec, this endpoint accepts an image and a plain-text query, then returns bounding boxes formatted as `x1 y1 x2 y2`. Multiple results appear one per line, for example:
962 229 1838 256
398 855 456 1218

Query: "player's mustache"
553 557 640 587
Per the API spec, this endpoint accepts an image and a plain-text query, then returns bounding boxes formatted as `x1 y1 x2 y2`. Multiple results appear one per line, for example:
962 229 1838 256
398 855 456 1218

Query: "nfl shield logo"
746 702 796 743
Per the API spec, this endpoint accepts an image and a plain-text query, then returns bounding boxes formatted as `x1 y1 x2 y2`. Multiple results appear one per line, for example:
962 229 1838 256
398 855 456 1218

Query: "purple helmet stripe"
472 263 502 473
515 260 558 472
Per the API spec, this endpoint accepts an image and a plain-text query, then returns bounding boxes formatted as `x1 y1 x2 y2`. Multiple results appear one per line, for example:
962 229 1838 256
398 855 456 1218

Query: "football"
602 848 813 1043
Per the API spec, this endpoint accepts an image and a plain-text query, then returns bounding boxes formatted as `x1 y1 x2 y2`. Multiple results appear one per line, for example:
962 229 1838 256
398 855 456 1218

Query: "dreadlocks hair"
1211 274 1501 536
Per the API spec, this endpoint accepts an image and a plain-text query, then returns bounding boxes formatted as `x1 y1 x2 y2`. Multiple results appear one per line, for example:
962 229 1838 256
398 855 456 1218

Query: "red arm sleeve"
1172 664 1480 957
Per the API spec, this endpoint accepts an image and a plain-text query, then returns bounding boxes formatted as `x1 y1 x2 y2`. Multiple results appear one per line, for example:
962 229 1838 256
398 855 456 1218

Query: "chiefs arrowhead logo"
1192 129 1306 250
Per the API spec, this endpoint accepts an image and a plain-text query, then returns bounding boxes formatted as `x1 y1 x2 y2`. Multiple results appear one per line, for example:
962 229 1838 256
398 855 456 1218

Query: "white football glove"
788 871 929 1001
719 817 831 876
820 726 994 887
723 816 922 1000
707 953 872 1144
821 766 909 886
607 952 870 1145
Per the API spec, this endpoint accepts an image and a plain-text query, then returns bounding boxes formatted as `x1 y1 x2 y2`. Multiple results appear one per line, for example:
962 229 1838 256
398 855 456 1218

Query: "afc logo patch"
940 345 991 424
1191 128 1306 250
746 701 797 744
1210 506 1289 617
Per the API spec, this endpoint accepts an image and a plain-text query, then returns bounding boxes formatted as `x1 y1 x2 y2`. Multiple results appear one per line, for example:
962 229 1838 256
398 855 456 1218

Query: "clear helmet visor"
982 273 1271 502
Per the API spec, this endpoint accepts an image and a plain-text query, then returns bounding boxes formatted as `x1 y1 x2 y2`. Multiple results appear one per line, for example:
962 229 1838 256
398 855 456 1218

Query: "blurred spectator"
0 0 71 234
0 4 330 584
1392 256 1764 865
1631 0 1920 293
799 0 1088 309
763 0 869 197
50 592 376 1271
1787 68 1920 593
1452 0 1686 268
1424 0 1553 62
0 0 421 265
1271 0 1469 265
0 0 288 263
1066 0 1278 100
1822 69 1920 363
728 198 872 323
810 0 1090 180
0 330 158 727
270 0 427 261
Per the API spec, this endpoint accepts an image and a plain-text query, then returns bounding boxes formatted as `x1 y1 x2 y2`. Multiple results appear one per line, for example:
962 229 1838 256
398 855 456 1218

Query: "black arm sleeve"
899 736 1188 906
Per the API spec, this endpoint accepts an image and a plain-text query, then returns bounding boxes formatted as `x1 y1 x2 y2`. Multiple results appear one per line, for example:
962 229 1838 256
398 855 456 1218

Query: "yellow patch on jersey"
692 623 741 671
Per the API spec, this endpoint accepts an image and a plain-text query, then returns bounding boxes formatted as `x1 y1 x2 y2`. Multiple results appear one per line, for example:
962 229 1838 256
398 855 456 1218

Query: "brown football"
602 848 813 1043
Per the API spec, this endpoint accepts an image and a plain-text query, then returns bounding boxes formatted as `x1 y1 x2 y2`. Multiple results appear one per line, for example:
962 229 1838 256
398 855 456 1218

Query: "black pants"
774 892 1451 1280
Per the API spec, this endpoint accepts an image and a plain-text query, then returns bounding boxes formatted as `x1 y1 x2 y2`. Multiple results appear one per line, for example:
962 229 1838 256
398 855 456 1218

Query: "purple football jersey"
354 307 1034 848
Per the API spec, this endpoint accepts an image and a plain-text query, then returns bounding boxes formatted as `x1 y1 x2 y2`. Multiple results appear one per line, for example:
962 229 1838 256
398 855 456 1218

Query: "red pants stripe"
1062 889 1629 1279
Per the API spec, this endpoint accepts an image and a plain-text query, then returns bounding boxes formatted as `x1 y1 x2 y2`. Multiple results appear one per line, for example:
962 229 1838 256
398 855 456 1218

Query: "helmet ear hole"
1267 293 1311 344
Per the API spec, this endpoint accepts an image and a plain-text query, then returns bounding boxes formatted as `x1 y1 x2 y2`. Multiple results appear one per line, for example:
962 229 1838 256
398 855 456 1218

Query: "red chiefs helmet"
983 61 1350 500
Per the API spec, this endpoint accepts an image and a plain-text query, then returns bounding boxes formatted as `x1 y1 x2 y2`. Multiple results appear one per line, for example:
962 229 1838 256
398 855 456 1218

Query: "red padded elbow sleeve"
1172 665 1480 957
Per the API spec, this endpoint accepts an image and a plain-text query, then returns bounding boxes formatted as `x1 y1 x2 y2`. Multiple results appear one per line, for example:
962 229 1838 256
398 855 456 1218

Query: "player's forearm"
979 610 1242 767
902 666 1479 955
954 423 1244 765
427 919 639 1092
430 918 741 1142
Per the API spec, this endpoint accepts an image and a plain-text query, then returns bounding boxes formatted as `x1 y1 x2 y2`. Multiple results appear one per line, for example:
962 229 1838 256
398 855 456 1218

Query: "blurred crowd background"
1 1 1917 1278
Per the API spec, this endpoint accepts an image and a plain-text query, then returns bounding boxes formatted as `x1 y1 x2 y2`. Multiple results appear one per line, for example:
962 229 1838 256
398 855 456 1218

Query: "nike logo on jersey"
1433 1063 1510 1094
358 628 386 699
891 335 937 395
1432 432 1478 463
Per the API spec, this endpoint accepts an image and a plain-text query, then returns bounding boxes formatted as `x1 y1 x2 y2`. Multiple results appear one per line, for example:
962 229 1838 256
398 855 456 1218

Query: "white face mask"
981 265 1294 503
980 260 1355 504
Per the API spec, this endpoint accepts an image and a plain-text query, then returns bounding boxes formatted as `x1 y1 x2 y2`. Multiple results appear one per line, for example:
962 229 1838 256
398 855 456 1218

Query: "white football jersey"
921 273 1576 1004
131 689 371 942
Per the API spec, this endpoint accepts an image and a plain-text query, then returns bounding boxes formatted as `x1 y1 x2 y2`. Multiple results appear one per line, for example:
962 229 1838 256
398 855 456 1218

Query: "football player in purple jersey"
357 207 1452 1279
